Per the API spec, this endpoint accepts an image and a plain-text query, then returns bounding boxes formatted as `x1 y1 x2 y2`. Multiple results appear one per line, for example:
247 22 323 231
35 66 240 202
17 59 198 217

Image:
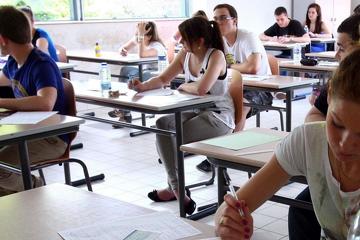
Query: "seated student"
215 46 360 240
109 21 166 122
304 3 332 52
307 14 360 109
167 10 208 64
196 3 273 173
19 6 59 62
118 21 166 82
0 6 68 195
260 7 310 58
287 14 360 240
128 16 234 215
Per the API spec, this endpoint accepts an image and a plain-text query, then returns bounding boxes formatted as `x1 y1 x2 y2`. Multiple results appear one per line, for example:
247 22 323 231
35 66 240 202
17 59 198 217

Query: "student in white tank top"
128 17 234 215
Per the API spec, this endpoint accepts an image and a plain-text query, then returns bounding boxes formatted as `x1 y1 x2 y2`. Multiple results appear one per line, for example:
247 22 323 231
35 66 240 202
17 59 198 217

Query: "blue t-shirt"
2 48 68 143
32 28 59 62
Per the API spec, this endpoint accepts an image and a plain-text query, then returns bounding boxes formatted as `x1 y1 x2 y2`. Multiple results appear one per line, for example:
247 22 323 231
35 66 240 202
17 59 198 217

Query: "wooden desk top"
0 184 215 240
0 115 84 142
262 41 308 49
279 59 338 72
242 74 319 89
73 80 220 112
67 50 157 64
305 51 336 60
181 128 288 168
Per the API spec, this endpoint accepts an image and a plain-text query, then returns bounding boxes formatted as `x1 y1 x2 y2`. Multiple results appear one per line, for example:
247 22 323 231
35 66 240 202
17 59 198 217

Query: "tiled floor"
40 90 312 239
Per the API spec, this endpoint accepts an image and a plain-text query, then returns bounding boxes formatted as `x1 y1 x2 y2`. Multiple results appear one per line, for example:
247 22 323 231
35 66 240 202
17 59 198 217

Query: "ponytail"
208 20 224 53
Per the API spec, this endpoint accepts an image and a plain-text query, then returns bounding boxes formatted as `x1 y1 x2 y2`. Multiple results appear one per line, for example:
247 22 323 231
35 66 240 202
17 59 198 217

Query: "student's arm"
259 33 277 41
0 86 57 111
230 53 261 74
0 72 11 86
119 38 137 56
129 49 185 92
35 38 50 55
177 50 226 95
289 33 311 43
215 155 290 239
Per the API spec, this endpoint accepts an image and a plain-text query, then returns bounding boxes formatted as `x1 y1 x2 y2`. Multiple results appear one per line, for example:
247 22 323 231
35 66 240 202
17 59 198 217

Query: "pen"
229 183 245 217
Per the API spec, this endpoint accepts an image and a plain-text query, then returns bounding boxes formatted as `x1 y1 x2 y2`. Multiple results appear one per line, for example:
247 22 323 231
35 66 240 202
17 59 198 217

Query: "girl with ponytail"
129 16 234 215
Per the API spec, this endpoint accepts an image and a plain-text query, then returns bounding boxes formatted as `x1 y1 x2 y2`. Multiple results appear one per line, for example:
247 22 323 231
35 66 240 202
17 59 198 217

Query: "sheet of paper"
124 230 160 240
318 61 339 67
201 131 282 151
137 88 174 96
0 111 57 124
242 75 271 81
58 212 201 240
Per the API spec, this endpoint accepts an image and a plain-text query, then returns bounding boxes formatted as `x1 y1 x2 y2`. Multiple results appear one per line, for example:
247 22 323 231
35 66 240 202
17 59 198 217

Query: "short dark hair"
213 4 238 25
19 5 34 22
274 7 287 16
192 10 208 20
0 6 31 44
337 14 360 42
354 4 360 15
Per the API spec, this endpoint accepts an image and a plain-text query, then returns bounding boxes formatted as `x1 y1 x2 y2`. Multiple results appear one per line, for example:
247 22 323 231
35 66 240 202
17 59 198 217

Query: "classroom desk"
73 80 219 218
0 184 215 240
262 41 308 58
242 74 319 132
0 115 84 190
305 51 337 61
310 37 335 44
279 59 338 84
67 50 157 81
180 128 311 211
0 61 76 74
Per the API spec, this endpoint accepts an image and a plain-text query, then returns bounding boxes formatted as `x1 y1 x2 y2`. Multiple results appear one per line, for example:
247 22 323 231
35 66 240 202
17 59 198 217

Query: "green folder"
201 131 282 150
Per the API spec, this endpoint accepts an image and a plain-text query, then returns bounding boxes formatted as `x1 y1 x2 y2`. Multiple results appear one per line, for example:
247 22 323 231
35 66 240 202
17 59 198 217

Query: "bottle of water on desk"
99 62 111 92
304 25 309 34
293 43 301 63
348 209 360 240
157 51 168 73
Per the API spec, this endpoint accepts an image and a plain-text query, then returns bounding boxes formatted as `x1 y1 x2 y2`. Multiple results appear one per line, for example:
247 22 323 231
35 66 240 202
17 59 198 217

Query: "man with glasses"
196 3 273 173
289 14 360 240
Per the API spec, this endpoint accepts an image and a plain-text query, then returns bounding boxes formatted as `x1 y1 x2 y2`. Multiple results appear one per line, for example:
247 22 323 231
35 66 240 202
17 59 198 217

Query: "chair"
253 54 284 131
29 78 92 191
55 44 70 79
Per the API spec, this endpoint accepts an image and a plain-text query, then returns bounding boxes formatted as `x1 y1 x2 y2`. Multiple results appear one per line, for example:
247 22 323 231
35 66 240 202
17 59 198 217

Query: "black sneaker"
196 160 212 173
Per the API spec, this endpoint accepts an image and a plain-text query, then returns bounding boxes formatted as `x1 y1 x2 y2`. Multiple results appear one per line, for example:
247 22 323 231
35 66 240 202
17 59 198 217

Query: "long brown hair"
329 46 360 104
144 21 165 47
305 3 323 34
178 16 224 53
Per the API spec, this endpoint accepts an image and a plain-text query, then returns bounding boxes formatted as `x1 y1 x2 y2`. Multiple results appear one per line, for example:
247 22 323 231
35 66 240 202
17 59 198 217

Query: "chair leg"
63 162 72 186
186 163 215 189
278 110 284 131
38 169 46 185
67 158 93 192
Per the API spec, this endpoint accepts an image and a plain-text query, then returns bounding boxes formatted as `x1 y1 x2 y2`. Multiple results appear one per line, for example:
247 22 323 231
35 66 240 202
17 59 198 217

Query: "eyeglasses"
213 15 233 22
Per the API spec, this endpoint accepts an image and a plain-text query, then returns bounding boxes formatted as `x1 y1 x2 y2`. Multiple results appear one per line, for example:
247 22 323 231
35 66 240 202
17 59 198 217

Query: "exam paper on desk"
58 211 201 240
0 111 57 124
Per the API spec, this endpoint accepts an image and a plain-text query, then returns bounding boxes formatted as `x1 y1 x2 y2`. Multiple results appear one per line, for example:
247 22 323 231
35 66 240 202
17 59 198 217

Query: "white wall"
38 0 293 52
352 0 360 11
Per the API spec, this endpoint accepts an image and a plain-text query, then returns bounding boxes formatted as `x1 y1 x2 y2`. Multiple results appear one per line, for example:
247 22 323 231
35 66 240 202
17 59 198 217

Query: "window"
0 0 72 21
81 0 187 20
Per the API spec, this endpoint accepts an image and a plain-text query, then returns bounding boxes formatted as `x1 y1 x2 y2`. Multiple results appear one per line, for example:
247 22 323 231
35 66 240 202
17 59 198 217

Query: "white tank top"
183 48 235 129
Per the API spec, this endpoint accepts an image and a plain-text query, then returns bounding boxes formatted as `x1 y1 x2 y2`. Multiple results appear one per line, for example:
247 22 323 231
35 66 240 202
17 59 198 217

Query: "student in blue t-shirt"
19 6 59 62
0 6 67 195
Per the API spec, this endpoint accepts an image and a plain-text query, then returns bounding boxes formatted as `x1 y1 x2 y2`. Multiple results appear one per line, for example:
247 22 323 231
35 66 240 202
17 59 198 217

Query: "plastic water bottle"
95 42 101 57
293 43 302 63
348 210 360 240
304 25 309 33
157 51 168 73
99 62 111 91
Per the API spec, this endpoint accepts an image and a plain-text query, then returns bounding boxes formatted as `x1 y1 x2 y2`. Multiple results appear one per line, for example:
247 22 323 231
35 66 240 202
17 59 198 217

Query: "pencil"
229 184 245 217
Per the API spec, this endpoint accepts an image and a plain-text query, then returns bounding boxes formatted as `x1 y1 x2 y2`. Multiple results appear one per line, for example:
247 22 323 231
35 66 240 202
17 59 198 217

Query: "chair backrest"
55 44 67 63
62 78 77 143
228 69 243 132
267 53 279 75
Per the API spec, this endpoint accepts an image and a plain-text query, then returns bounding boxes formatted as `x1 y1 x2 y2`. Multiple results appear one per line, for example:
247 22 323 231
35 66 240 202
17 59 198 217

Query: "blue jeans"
288 187 321 240
119 66 152 83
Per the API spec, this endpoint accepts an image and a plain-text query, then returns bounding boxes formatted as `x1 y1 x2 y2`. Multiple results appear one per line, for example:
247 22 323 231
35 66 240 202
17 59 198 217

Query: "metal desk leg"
18 141 32 190
218 166 227 205
285 90 293 132
175 112 186 217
